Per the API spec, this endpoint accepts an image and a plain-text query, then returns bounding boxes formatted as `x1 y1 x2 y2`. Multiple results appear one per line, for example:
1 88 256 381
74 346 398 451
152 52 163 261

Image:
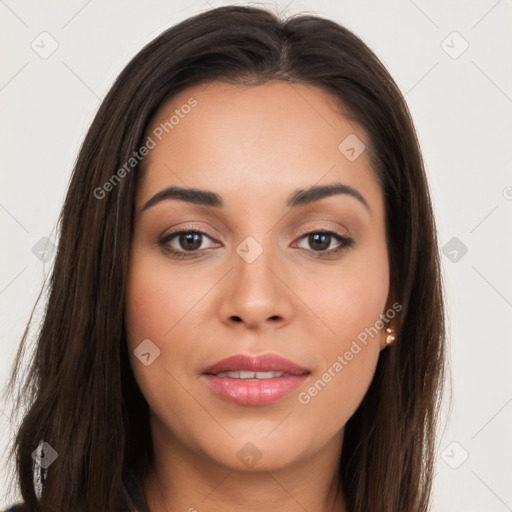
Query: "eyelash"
158 226 354 260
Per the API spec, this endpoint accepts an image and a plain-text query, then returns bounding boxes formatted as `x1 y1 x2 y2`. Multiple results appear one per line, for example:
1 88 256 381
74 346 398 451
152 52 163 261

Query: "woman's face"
126 80 394 473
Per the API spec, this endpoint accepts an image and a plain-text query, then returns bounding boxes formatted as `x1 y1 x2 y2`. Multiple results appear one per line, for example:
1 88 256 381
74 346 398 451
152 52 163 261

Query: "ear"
379 288 402 351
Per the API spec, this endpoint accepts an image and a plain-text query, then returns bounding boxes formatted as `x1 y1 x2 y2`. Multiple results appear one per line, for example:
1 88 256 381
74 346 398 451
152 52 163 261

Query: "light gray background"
1 0 511 510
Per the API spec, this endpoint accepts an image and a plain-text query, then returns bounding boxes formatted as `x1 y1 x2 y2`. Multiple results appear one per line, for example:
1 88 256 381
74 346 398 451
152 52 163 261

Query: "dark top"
2 506 23 512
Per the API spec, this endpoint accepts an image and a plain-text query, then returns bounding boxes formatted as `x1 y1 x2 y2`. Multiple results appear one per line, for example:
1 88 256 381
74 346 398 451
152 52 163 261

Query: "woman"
2 5 446 511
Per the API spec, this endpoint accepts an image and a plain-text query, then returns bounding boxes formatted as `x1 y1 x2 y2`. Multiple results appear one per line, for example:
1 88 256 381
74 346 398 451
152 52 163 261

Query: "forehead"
137 80 383 216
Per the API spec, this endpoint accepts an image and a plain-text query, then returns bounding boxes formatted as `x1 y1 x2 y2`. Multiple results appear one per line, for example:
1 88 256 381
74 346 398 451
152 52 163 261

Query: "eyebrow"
140 182 370 213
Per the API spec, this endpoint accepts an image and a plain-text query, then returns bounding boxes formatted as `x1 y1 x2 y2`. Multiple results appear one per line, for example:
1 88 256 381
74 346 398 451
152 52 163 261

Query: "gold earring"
385 327 396 345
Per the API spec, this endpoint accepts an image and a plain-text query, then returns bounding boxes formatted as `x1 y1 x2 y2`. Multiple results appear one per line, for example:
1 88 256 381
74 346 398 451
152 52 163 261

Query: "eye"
158 229 219 259
294 230 354 257
158 227 354 260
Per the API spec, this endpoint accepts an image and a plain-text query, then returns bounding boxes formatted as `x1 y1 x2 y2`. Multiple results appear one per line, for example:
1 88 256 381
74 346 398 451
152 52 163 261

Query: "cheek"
125 265 170 345
295 296 384 441
125 255 196 424
296 343 379 445
125 254 182 389
125 253 206 345
298 241 390 345
125 252 217 400
294 246 389 423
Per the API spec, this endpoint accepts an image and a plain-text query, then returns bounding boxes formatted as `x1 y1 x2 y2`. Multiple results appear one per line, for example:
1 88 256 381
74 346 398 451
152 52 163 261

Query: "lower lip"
201 374 309 406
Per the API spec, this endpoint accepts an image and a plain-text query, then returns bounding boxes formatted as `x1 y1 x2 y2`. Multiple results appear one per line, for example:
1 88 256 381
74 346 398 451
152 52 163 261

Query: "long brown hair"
2 5 446 511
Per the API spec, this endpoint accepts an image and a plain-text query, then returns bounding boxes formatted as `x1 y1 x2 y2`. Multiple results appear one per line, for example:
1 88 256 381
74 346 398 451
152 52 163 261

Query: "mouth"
202 353 310 375
201 353 311 406
212 370 302 379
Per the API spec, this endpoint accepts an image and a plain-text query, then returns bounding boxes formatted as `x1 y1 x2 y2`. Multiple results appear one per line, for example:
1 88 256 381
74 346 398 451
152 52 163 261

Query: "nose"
217 238 295 332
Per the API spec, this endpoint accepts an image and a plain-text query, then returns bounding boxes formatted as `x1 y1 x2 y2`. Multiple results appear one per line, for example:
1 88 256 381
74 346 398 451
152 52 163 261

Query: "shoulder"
2 505 24 512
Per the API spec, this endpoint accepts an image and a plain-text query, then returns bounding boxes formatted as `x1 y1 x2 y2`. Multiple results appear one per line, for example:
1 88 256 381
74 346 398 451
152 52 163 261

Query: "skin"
125 80 397 512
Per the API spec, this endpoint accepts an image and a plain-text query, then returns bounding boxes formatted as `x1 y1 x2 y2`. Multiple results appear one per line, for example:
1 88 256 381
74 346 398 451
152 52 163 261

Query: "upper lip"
202 353 310 376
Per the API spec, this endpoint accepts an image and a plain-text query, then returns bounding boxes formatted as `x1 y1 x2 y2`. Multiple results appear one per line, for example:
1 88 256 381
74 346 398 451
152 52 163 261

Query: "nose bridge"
218 231 293 327
233 233 279 301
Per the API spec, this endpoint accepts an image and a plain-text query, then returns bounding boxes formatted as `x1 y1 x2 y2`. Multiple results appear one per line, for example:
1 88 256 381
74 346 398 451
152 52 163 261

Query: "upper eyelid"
163 219 350 237
294 223 350 238
161 226 218 242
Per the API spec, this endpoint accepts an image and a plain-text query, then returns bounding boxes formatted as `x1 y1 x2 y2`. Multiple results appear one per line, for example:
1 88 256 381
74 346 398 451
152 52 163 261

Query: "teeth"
215 371 286 379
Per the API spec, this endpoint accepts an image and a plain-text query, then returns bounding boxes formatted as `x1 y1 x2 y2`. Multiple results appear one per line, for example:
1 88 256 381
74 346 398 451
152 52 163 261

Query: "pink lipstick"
201 353 310 406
